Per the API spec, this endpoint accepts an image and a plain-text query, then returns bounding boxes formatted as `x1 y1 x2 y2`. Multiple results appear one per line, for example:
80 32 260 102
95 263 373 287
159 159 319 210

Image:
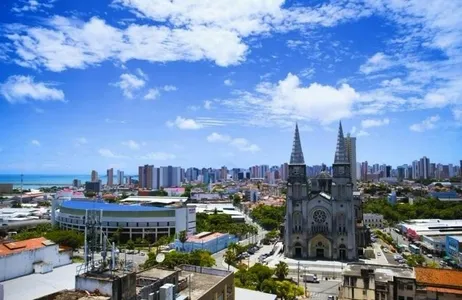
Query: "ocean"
0 174 134 189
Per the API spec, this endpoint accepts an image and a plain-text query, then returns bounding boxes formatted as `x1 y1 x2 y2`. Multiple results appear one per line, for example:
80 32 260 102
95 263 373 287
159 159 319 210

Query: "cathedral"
283 122 365 261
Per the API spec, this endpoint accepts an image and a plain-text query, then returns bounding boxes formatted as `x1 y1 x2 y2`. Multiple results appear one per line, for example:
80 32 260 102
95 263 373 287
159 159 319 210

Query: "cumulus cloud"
12 0 54 13
112 73 146 99
361 118 390 128
356 130 370 137
144 88 160 100
220 73 359 126
31 139 41 146
0 75 65 103
166 116 204 130
162 85 177 92
409 115 440 132
206 132 260 152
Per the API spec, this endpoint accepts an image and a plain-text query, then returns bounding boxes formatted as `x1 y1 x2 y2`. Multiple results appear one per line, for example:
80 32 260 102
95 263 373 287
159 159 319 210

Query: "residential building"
220 166 228 181
340 264 415 300
0 237 72 281
280 163 289 181
446 235 462 266
361 161 368 181
412 161 419 180
397 166 405 181
85 181 101 193
90 170 99 182
419 156 430 179
72 179 81 188
138 164 154 189
106 168 113 186
116 170 124 185
363 213 384 228
345 134 357 190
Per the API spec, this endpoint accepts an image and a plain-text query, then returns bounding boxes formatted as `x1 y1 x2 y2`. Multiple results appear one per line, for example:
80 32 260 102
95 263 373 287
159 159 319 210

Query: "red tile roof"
415 267 462 287
0 237 50 256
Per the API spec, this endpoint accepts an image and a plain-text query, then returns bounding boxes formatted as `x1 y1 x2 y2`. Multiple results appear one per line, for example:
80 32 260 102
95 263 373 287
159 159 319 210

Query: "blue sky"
0 0 461 174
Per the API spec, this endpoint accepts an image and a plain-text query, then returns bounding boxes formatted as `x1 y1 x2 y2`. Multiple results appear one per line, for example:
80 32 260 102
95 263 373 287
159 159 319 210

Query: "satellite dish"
156 253 165 263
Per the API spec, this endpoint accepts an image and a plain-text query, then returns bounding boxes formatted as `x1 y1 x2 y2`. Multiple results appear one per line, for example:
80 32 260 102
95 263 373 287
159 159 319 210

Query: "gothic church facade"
283 122 363 260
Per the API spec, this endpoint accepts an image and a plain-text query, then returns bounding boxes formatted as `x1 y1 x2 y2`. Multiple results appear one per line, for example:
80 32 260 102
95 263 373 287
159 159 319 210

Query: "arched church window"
293 212 302 232
293 183 301 198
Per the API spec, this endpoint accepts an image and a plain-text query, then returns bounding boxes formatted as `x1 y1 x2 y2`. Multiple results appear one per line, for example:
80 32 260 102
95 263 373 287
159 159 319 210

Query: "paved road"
295 279 341 300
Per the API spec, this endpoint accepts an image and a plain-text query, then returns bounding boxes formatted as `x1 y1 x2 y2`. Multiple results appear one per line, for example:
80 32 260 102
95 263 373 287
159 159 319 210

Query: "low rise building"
174 232 239 254
363 213 384 228
445 235 462 267
340 263 415 300
415 267 462 299
0 237 72 281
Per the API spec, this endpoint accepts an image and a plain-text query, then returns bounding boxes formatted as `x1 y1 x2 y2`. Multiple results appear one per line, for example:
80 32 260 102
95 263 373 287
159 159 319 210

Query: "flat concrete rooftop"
178 270 224 300
137 267 177 280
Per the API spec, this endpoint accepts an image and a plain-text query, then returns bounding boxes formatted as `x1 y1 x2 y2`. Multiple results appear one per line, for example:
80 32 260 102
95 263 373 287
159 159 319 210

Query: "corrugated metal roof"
61 200 169 211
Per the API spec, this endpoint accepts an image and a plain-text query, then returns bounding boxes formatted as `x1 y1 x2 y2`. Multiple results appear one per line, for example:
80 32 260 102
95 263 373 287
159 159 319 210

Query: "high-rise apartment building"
138 165 154 189
419 156 430 179
107 168 114 186
220 166 228 181
345 134 357 190
91 170 99 182
280 163 289 181
117 170 124 185
412 160 419 179
361 161 368 181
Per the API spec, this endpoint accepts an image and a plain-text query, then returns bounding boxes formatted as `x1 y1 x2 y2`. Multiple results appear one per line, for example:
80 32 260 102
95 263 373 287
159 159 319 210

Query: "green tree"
126 239 135 250
189 249 216 267
45 230 84 250
179 230 188 251
224 249 237 270
233 194 242 206
275 280 304 300
111 227 123 245
274 261 289 280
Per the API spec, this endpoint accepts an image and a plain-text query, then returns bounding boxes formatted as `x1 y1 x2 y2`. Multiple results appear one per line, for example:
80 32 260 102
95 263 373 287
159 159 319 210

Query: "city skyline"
0 1 461 173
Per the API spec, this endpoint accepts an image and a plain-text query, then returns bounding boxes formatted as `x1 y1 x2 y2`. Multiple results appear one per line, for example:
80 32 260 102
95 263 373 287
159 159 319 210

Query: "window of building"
399 283 404 290
398 296 404 300
351 277 357 287
406 297 413 300
406 285 413 290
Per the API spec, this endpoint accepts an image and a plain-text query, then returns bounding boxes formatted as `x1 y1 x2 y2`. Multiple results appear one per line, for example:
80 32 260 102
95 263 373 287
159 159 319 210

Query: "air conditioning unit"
159 283 175 300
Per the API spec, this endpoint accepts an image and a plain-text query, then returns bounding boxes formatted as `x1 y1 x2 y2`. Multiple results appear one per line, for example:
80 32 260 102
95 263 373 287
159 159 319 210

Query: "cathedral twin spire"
289 121 349 165
334 121 349 164
290 123 305 164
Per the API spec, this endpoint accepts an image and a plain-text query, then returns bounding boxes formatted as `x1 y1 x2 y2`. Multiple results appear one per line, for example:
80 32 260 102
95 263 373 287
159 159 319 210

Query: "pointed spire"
290 123 305 164
334 121 349 163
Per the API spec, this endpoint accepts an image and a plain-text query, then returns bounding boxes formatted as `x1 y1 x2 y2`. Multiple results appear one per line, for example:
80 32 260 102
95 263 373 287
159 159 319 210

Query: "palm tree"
274 261 289 280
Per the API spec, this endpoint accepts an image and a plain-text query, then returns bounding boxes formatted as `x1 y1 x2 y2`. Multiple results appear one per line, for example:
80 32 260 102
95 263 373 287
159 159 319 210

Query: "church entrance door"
339 244 347 261
316 248 324 258
294 243 302 258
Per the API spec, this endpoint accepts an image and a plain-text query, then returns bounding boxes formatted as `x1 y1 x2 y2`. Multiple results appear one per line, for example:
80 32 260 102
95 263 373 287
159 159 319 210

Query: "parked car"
302 274 319 283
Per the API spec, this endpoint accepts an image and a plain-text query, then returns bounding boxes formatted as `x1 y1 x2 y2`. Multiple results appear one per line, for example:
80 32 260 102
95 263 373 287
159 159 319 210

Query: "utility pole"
297 261 300 286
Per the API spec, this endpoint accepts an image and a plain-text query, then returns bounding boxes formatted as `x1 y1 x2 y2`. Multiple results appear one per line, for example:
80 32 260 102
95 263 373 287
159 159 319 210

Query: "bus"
409 244 420 254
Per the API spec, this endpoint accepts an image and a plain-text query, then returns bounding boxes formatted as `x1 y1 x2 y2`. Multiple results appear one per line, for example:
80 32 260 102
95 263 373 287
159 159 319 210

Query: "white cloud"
105 118 127 124
166 116 203 130
0 75 65 103
136 68 148 80
221 73 359 126
138 152 176 161
409 115 440 132
453 108 462 121
359 52 395 75
98 148 127 158
224 79 233 86
75 137 88 146
356 130 370 137
204 100 212 110
206 132 260 152
144 88 160 100
112 73 146 99
31 139 40 146
12 0 54 13
122 140 140 150
299 68 315 79
4 1 374 72
207 132 231 143
361 118 390 128
163 85 177 92
350 126 357 135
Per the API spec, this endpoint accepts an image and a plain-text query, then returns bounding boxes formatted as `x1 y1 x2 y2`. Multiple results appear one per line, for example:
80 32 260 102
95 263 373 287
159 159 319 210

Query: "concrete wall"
0 244 71 281
75 272 137 300
75 276 114 297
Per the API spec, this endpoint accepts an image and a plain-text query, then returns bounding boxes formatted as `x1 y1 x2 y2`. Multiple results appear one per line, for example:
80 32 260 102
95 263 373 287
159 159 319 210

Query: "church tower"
284 123 309 258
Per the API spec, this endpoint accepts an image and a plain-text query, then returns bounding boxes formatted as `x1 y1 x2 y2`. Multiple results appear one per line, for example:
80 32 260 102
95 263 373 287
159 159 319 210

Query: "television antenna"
156 253 165 263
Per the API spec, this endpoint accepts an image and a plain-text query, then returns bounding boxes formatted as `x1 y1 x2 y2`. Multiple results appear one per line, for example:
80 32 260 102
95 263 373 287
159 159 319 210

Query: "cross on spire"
334 121 349 164
290 123 305 164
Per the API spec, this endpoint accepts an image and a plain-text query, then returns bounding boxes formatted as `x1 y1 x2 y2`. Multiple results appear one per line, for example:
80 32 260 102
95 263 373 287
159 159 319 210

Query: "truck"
302 274 319 283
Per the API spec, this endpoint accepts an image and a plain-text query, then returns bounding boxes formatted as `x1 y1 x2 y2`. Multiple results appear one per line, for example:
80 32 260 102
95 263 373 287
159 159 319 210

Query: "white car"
377 252 382 256
427 254 433 258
